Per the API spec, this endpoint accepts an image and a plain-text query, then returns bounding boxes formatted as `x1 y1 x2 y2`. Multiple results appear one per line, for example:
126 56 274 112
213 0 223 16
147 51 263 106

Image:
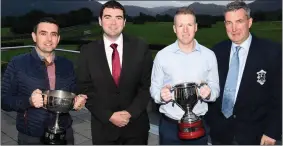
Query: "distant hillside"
249 0 282 12
161 2 225 16
1 0 156 17
124 5 156 16
1 0 102 16
147 6 176 14
160 0 282 16
1 0 282 17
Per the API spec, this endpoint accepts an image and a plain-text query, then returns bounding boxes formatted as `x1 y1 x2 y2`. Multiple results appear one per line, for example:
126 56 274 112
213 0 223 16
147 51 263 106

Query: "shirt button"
233 115 236 118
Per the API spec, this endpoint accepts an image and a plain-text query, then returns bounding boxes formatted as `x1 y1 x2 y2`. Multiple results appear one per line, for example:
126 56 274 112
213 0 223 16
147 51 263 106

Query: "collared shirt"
35 48 56 90
150 39 220 120
103 33 123 74
229 33 252 104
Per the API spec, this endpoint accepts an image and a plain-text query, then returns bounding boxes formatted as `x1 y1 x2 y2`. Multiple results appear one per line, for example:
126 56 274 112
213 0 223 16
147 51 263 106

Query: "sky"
97 1 254 8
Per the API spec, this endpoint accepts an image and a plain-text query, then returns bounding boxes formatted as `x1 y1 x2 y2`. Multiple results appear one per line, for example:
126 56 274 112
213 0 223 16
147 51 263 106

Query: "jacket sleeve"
67 63 77 93
126 42 153 119
1 59 32 112
76 46 113 124
264 43 282 140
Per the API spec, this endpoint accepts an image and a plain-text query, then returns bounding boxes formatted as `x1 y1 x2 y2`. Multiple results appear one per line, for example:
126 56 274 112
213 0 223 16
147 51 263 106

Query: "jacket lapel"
118 35 132 88
95 38 117 88
218 41 232 101
236 36 260 101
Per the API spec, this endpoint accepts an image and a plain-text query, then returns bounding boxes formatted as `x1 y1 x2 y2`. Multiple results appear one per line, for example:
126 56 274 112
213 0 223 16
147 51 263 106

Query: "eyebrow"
39 30 47 33
38 30 58 34
177 22 193 25
103 14 124 18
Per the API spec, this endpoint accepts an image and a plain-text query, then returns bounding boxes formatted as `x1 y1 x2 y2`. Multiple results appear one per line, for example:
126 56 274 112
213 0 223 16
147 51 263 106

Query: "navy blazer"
205 35 282 144
1 48 76 137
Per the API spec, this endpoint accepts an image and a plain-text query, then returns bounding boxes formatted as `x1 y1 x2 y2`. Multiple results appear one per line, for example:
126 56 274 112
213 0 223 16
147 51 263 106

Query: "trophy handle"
41 93 48 109
159 87 177 107
169 87 176 107
196 82 208 102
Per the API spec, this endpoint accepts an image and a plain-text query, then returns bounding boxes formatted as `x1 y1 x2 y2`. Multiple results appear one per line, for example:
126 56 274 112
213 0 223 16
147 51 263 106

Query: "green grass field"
2 21 282 66
85 21 282 48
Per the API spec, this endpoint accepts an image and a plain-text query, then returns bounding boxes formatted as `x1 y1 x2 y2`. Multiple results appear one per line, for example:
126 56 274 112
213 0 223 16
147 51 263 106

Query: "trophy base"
178 120 205 140
42 129 67 145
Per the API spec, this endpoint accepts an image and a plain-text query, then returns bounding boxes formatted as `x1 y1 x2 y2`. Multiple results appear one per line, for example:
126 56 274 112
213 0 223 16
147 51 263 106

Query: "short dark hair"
174 7 196 23
33 17 60 33
99 0 126 19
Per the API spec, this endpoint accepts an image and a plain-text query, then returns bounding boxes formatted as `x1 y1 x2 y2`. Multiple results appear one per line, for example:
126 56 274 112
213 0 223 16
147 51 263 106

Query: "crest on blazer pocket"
257 69 266 85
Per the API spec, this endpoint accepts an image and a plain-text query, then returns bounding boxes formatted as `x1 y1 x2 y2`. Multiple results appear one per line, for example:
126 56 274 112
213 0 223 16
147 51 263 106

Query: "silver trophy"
171 82 206 139
41 90 76 145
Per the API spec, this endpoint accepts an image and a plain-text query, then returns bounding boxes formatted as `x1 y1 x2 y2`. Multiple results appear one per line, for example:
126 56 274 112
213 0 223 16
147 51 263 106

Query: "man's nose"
47 34 52 41
183 26 188 32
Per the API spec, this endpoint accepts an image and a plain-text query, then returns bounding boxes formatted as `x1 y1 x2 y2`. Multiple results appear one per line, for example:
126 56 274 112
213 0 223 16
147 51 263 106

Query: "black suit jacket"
205 35 282 144
76 34 153 142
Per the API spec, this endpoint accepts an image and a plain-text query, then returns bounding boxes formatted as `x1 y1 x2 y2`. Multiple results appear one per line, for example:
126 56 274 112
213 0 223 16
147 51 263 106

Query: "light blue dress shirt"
150 39 220 120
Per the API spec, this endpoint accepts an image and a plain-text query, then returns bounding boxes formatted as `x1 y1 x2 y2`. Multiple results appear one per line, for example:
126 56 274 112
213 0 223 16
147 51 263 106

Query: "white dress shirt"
229 33 252 104
103 33 123 74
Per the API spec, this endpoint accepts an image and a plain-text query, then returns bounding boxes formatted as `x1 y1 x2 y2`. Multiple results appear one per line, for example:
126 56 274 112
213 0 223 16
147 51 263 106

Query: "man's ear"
31 32 36 43
57 35 60 44
248 17 253 29
173 25 176 34
124 19 126 26
98 17 102 26
195 23 198 32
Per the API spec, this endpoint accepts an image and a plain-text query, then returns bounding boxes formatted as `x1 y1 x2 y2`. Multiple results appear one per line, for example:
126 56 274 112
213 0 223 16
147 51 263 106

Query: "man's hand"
260 134 276 145
120 110 131 120
109 111 130 127
30 89 43 108
73 94 87 110
160 85 173 102
199 85 211 99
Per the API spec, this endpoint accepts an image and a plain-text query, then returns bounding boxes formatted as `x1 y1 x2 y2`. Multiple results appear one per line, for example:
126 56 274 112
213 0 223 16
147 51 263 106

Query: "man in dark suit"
205 1 282 145
76 0 153 144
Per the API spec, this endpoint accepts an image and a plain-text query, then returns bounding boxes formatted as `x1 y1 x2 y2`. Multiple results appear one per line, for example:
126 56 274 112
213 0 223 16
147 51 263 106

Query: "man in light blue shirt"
150 7 220 145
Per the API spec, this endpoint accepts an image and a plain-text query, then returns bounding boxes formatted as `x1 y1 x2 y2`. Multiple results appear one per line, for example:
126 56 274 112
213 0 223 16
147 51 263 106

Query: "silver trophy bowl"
43 90 76 113
171 82 206 139
173 82 199 112
41 90 76 144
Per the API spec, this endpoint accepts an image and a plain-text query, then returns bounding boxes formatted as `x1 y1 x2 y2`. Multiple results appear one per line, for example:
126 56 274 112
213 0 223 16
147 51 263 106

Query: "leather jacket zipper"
24 110 28 125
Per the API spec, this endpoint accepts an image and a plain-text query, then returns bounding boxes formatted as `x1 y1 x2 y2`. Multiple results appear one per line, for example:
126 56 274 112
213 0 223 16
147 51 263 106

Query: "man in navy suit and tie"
205 1 282 145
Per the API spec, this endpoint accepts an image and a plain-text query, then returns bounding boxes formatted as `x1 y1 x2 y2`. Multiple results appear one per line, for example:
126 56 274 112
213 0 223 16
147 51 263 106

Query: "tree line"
2 8 282 34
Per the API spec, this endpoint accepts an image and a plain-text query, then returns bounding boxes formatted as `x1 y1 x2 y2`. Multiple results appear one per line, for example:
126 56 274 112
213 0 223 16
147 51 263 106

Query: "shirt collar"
35 47 56 65
103 33 123 48
231 33 252 53
172 39 201 53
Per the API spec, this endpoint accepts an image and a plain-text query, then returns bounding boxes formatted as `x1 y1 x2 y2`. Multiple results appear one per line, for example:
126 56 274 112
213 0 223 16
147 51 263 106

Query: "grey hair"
224 0 251 18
